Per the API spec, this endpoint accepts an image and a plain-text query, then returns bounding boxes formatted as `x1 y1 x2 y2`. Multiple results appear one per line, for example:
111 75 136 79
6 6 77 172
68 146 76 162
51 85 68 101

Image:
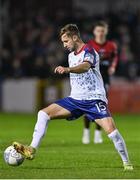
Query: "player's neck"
74 40 85 54
95 38 106 45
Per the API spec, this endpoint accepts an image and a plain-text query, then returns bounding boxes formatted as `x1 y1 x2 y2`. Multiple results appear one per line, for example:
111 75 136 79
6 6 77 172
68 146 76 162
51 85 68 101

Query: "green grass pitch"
0 113 140 179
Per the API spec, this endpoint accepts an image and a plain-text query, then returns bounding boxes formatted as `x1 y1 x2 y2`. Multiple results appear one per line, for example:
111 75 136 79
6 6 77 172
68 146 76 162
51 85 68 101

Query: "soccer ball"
4 145 25 166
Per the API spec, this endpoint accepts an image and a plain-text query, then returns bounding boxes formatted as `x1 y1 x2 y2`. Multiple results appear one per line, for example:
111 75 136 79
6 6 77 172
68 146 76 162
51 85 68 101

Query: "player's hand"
108 67 116 75
54 66 70 74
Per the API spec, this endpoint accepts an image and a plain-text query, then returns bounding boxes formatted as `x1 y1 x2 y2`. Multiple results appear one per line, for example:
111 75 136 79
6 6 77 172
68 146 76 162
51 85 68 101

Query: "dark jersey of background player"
82 21 118 145
88 39 118 93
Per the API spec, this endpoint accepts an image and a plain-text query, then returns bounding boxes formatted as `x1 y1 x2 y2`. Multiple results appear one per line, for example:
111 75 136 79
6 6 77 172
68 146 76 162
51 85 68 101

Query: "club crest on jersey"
84 53 94 61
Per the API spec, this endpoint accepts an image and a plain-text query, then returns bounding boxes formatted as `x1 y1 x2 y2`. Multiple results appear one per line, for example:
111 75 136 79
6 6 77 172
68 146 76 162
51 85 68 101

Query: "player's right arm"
54 62 91 74
54 46 97 74
54 47 97 74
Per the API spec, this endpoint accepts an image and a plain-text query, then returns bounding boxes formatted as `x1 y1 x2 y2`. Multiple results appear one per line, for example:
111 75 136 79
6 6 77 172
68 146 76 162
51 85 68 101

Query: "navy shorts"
55 97 111 121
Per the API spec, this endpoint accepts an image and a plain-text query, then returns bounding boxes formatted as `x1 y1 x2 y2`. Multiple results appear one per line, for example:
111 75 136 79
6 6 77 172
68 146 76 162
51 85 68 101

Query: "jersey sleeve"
83 47 97 67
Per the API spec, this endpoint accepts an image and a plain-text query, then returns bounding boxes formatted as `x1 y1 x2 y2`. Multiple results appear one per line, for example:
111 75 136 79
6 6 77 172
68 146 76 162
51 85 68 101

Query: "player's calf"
13 104 71 161
95 117 133 170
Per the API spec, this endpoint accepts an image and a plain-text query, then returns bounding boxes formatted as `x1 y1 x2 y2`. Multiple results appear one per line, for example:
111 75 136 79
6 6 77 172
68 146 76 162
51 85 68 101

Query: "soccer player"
82 21 118 144
13 24 133 170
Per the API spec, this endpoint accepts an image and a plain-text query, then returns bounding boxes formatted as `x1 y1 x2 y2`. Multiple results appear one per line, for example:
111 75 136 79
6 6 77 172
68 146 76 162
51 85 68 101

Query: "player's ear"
72 35 78 42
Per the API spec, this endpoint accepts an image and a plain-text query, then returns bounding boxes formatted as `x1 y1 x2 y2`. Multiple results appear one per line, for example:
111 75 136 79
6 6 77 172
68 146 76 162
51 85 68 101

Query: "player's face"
93 26 108 39
61 34 76 52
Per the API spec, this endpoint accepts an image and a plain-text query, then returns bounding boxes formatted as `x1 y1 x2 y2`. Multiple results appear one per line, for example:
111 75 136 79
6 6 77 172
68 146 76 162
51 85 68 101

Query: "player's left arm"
54 62 91 74
108 42 118 75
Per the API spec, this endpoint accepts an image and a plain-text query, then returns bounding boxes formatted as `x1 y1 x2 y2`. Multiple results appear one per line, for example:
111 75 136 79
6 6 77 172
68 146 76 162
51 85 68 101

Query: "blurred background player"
82 21 118 144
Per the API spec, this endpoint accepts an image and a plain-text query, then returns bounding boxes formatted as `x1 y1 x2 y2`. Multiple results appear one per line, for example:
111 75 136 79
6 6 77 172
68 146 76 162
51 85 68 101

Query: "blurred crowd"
0 2 140 80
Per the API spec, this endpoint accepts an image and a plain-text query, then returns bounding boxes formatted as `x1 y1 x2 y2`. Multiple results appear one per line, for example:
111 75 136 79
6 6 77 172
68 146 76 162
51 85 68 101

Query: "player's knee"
38 109 52 120
106 126 116 134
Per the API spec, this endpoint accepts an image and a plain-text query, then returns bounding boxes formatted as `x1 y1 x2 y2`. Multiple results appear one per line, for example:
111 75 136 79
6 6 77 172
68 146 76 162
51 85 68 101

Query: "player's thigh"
42 103 71 120
95 117 116 134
